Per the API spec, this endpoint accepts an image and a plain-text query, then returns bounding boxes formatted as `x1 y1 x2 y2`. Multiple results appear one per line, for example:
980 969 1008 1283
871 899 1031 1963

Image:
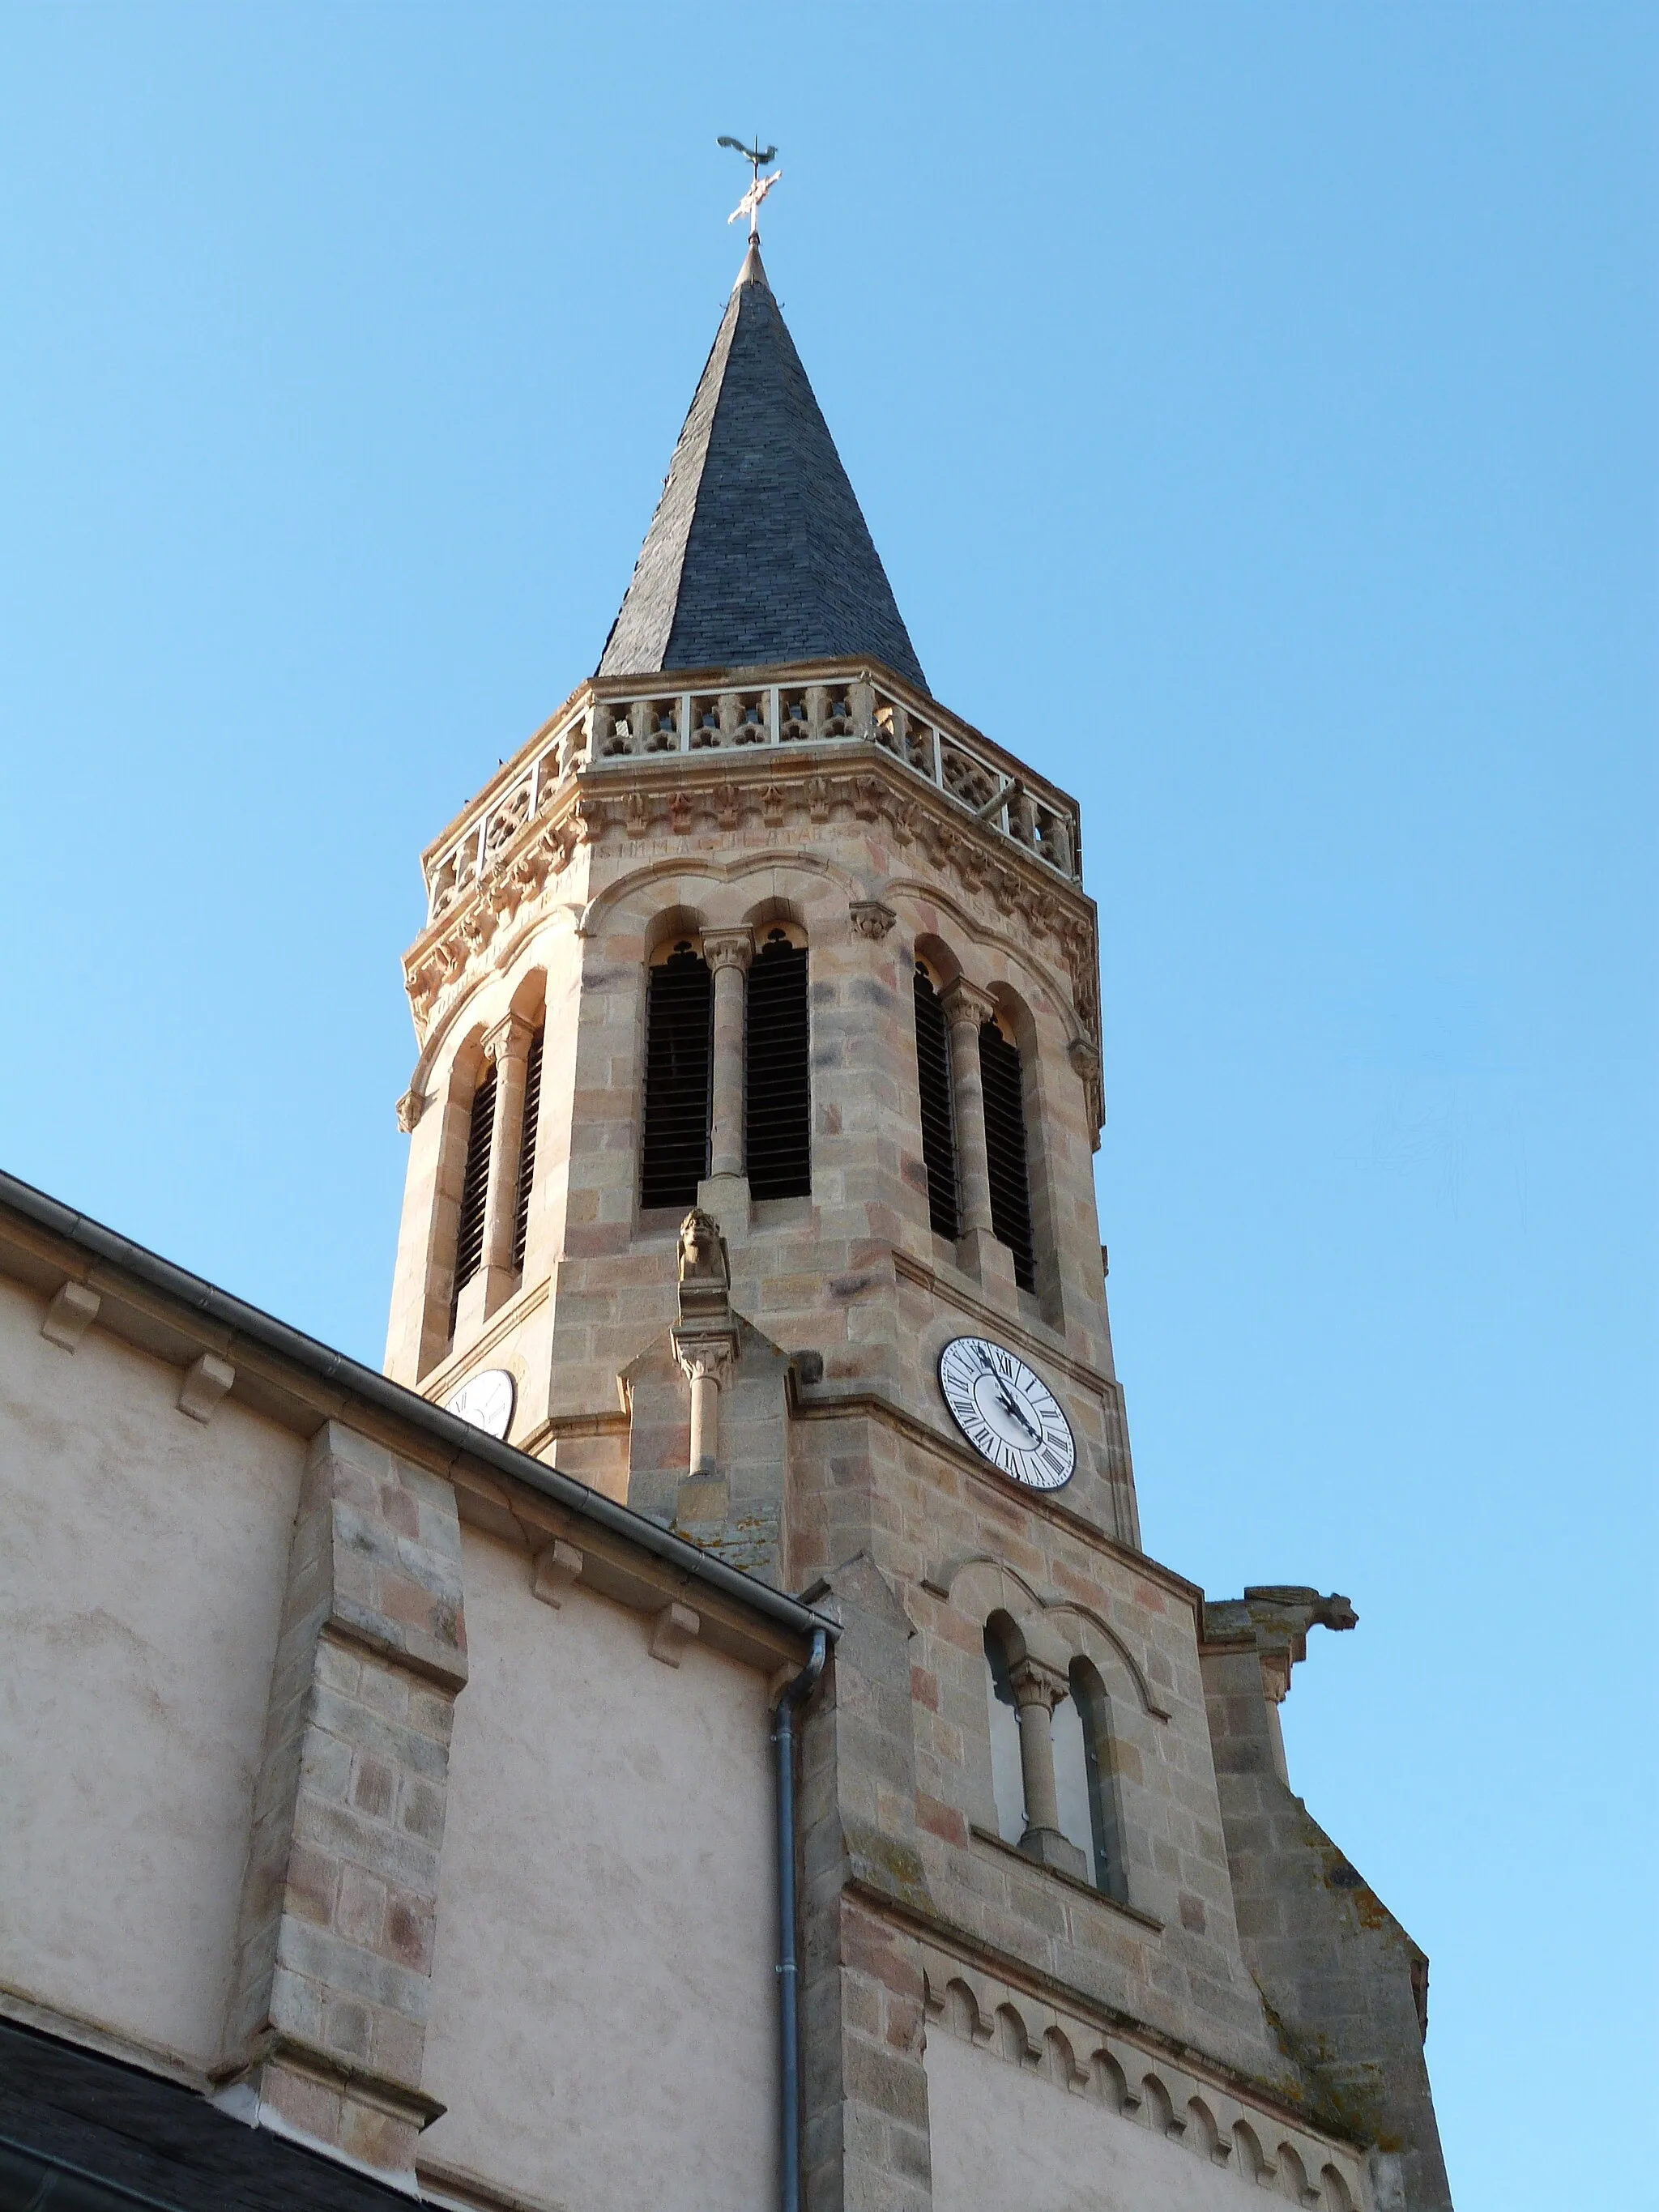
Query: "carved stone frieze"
402 749 1103 1069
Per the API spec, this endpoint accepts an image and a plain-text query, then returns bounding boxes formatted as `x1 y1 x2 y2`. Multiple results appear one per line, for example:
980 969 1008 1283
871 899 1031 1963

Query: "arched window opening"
983 1618 1026 1848
745 928 810 1199
1051 1661 1126 1899
914 963 959 1238
511 1023 544 1272
450 1061 496 1332
979 1016 1035 1290
641 942 713 1208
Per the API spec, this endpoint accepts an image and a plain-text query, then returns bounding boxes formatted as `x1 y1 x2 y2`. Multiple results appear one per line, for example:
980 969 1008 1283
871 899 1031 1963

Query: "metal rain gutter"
773 1629 828 2212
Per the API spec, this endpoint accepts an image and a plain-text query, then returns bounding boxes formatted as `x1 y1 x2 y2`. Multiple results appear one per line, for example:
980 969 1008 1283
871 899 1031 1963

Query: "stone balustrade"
421 666 1083 923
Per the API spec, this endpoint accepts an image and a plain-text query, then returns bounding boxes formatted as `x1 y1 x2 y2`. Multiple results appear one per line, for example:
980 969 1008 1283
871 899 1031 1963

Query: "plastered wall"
0 1275 303 2068
417 1525 779 2212
925 2028 1359 2212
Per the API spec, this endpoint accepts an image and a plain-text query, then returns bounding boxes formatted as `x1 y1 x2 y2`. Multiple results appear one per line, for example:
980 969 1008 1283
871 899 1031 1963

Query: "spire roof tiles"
596 244 927 693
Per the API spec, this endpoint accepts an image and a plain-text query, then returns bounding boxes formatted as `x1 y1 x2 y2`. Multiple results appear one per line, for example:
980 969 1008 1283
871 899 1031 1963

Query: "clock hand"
973 1350 1043 1443
1000 1390 1042 1443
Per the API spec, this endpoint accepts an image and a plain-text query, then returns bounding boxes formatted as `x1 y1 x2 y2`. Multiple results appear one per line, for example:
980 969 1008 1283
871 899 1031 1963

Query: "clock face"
444 1367 516 1441
937 1336 1076 1490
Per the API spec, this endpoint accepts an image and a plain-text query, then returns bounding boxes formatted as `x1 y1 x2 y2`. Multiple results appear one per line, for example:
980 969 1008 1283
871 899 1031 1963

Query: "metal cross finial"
718 134 781 241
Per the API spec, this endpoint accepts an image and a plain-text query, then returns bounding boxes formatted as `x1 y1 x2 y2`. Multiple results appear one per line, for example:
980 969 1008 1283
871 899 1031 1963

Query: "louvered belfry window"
511 1025 544 1272
745 930 811 1200
913 964 959 1239
641 943 713 1208
979 1018 1036 1292
451 1059 497 1328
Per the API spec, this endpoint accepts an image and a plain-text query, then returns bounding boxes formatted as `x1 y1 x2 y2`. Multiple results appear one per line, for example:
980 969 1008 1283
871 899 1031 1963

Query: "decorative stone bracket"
1200 1587 1356 1791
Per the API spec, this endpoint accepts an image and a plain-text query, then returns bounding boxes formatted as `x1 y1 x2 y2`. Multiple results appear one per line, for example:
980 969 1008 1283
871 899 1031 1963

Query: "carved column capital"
1065 1034 1101 1080
484 1012 535 1067
702 927 754 974
849 898 898 940
1008 1654 1071 1714
940 977 996 1032
395 1087 428 1132
672 1332 739 1393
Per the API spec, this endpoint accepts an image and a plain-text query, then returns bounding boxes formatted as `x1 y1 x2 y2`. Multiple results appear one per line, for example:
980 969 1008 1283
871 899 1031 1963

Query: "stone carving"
673 1210 739 1481
678 1207 730 1290
848 899 898 940
403 742 1099 1057
702 929 754 977
395 1087 427 1132
1201 1587 1358 1709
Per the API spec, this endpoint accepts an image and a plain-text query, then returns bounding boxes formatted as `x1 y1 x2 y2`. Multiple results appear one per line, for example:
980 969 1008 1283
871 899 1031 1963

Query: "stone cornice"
401 747 1104 1103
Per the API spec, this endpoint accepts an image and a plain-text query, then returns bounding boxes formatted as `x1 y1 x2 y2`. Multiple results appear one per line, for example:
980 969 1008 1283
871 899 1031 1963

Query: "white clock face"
444 1367 516 1441
937 1336 1076 1490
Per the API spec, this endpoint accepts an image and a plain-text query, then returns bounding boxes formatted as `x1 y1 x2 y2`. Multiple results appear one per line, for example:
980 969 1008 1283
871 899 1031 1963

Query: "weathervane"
718 134 780 242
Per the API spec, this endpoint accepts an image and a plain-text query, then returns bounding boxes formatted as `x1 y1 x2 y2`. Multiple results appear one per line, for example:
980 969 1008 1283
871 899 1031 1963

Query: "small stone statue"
677 1208 729 1290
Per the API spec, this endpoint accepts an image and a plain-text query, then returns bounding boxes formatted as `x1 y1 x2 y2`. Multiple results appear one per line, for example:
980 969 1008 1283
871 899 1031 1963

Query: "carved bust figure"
677 1208 729 1287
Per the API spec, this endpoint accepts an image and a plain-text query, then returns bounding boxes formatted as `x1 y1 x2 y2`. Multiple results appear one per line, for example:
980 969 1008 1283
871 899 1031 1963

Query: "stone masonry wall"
1202 1633 1452 2211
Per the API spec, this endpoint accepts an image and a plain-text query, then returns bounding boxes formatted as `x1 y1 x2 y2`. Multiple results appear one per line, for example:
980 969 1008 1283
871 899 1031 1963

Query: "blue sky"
1 6 1653 2205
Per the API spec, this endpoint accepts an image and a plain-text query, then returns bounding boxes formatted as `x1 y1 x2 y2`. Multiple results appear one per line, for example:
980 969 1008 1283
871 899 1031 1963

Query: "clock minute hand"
975 1351 1042 1443
1001 1391 1042 1443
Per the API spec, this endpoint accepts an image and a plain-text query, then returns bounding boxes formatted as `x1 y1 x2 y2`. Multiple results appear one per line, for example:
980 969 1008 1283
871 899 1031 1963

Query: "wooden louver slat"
511 1025 544 1272
641 944 713 1209
745 931 811 1200
913 965 959 1240
978 1019 1036 1291
450 1061 497 1329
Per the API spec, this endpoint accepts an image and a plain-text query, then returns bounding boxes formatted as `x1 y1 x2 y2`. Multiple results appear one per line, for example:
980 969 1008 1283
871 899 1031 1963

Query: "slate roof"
0 2018 412 2210
596 241 927 692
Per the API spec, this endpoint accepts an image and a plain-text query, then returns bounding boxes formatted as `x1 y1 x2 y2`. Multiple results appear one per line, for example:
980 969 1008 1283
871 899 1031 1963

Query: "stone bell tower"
384 226 1452 2212
383 232 1130 1579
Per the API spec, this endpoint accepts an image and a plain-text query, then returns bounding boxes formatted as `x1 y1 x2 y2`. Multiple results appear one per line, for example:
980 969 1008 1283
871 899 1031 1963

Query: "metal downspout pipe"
774 1627 827 2212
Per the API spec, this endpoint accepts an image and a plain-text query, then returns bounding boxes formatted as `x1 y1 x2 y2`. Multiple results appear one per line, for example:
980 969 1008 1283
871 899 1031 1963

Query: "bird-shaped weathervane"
719 134 781 241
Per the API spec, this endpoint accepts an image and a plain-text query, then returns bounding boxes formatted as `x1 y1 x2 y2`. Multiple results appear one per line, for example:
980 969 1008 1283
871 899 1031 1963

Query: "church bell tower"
384 232 1133 1582
383 213 1451 2212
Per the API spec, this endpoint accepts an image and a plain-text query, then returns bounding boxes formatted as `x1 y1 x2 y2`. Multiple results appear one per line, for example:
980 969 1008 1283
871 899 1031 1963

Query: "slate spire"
596 245 927 692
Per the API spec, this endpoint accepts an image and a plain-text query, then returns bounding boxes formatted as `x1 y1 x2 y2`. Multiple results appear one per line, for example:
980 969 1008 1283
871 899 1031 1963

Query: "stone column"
940 978 1010 1290
700 927 753 1231
1009 1656 1088 1879
677 1339 736 1479
477 1012 534 1315
216 1423 468 2184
